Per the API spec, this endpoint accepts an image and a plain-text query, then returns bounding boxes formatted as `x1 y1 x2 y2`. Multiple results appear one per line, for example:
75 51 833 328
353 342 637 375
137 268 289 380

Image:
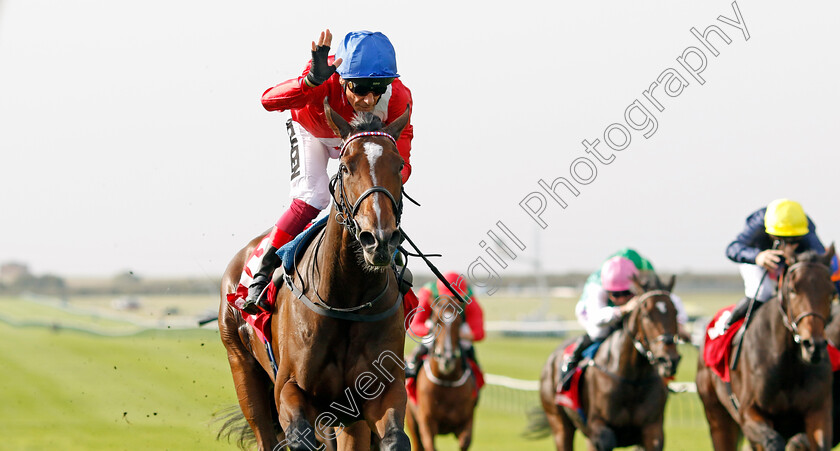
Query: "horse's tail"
211 405 258 450
522 407 551 440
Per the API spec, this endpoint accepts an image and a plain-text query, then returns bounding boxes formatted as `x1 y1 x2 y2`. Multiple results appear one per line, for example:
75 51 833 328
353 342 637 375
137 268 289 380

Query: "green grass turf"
0 294 731 450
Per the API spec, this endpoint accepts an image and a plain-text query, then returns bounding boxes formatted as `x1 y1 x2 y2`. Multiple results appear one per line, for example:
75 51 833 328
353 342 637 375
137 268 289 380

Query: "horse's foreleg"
404 403 424 451
335 421 371 451
696 367 740 451
414 412 438 451
456 415 474 451
740 405 784 451
639 421 664 451
585 419 616 451
357 380 410 451
223 342 280 450
276 381 320 451
803 403 832 451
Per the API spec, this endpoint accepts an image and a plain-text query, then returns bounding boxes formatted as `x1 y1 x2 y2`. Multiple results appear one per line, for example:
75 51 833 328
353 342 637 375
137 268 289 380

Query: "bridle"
777 261 831 344
624 290 677 367
426 302 472 387
283 130 404 322
329 131 403 239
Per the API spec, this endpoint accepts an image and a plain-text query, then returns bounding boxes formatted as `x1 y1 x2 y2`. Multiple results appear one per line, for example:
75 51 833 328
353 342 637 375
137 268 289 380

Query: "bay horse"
536 274 681 451
405 294 477 450
823 297 840 449
696 245 836 451
218 100 412 451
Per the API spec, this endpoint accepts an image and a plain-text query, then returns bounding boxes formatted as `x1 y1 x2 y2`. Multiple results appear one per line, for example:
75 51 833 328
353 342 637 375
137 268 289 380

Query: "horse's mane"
350 112 384 132
795 250 827 266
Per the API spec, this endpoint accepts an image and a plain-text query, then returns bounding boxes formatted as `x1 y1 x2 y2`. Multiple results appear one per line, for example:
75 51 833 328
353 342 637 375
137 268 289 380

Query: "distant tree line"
0 266 217 298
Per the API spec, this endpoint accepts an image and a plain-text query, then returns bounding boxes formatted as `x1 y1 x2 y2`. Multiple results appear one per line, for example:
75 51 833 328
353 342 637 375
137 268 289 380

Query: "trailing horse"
696 245 836 451
534 274 681 451
405 294 478 450
218 100 412 451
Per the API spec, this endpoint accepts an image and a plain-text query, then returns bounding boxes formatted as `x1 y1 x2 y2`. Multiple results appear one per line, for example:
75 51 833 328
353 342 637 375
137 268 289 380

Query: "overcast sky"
1 0 839 280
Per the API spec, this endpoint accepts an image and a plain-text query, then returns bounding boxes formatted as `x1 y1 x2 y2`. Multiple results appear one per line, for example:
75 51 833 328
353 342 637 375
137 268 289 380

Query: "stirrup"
560 368 575 391
241 283 272 315
240 298 262 315
405 361 419 379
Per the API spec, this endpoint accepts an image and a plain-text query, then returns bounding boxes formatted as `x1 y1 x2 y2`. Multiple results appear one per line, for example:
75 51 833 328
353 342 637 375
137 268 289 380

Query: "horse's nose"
800 337 827 364
358 229 401 266
656 354 681 377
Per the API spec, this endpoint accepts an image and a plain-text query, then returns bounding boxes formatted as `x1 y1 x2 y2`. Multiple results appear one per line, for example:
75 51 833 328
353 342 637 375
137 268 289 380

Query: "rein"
285 129 461 322
777 261 831 343
282 130 404 322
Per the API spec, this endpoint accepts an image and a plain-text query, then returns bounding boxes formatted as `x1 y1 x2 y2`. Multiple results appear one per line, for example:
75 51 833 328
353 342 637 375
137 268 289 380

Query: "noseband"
329 131 404 238
777 261 830 343
625 290 676 367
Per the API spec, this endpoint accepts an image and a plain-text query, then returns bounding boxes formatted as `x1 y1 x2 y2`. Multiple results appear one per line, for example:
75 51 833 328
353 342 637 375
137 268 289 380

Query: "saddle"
703 305 840 382
555 341 599 415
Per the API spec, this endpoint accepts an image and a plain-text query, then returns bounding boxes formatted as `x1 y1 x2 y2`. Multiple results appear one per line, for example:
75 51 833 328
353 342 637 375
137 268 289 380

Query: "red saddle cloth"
554 343 583 411
703 305 840 382
406 356 484 405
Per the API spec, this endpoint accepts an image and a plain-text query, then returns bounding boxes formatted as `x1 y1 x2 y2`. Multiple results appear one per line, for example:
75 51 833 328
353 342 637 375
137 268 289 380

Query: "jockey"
241 29 414 313
404 272 485 379
723 198 836 329
559 254 689 390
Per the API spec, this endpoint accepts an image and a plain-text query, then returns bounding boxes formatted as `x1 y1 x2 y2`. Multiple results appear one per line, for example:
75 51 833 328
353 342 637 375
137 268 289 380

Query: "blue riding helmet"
335 31 399 79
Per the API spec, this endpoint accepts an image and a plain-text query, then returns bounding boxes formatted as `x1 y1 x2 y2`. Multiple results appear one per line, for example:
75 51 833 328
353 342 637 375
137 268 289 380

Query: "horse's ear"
823 242 836 266
631 274 645 295
666 274 676 292
382 104 411 142
653 273 663 290
323 98 352 139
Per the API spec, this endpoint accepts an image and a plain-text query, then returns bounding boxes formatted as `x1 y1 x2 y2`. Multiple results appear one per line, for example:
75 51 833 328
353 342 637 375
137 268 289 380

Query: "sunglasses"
773 236 803 248
345 79 391 96
608 290 633 298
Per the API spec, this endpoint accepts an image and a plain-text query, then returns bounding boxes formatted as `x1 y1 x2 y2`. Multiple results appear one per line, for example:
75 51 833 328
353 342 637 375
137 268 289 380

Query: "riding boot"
560 335 593 391
464 344 478 367
241 246 281 315
405 344 429 379
724 297 758 331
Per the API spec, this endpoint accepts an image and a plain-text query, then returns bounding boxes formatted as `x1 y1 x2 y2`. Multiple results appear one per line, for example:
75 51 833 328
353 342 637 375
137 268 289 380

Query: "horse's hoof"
785 433 810 451
281 417 319 451
379 429 411 451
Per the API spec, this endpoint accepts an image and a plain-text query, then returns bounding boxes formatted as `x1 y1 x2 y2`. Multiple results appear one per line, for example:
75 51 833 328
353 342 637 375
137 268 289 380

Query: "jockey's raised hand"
305 29 343 87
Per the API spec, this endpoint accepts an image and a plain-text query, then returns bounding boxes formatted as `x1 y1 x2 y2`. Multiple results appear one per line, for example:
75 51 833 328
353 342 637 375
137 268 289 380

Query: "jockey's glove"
306 45 336 86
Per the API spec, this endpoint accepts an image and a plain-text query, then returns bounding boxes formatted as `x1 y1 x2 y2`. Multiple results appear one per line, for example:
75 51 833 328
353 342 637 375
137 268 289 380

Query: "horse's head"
323 99 410 268
628 274 682 378
779 244 836 364
429 295 464 376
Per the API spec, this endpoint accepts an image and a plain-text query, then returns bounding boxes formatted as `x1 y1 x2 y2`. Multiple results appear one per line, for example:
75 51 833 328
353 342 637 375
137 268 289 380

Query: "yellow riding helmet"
764 199 808 237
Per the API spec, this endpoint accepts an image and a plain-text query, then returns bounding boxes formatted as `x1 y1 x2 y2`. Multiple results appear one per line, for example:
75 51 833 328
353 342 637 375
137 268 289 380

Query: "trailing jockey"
559 252 689 391
405 272 485 379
